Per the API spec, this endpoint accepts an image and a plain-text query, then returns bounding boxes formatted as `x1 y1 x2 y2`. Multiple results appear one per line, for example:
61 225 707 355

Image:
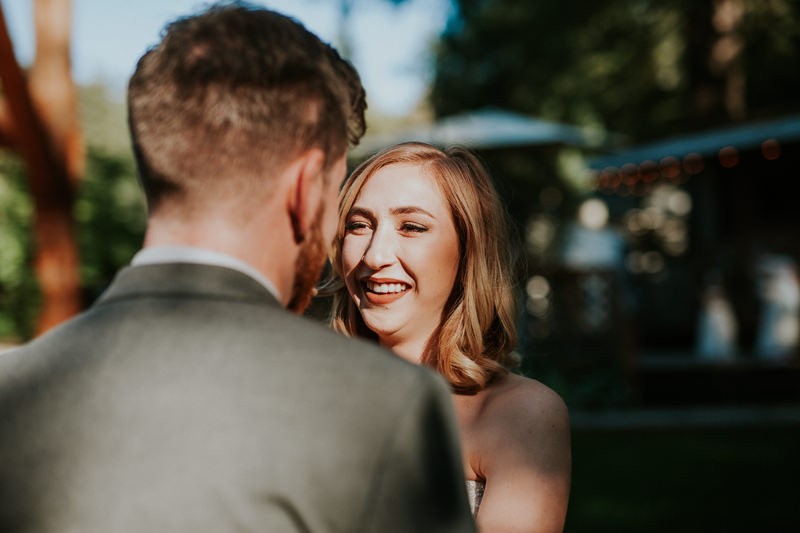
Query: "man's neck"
142 215 298 307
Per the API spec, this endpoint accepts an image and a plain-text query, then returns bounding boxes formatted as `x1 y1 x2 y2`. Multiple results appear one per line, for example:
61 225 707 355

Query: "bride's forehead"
359 163 446 201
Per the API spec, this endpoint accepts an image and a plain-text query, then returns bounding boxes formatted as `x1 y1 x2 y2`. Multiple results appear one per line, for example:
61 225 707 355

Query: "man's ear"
287 148 326 245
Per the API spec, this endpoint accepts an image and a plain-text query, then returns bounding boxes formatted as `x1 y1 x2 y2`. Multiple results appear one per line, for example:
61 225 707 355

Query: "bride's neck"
379 335 428 365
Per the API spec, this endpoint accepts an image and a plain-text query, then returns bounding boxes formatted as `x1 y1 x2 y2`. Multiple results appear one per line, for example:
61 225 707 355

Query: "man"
0 2 474 531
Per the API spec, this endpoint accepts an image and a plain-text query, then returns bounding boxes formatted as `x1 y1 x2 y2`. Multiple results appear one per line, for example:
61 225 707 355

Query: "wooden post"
0 0 83 335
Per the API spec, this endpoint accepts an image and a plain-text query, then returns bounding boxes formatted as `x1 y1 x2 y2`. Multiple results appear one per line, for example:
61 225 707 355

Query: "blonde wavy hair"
327 142 518 394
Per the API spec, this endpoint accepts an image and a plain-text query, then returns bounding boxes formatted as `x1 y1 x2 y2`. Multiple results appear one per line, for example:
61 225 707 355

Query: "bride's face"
341 162 461 344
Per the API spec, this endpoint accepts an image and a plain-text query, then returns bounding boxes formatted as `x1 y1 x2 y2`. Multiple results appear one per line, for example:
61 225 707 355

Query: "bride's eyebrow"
347 206 373 218
390 206 435 218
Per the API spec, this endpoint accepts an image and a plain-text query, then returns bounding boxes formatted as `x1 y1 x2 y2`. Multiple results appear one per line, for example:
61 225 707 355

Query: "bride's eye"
345 220 370 233
401 223 428 233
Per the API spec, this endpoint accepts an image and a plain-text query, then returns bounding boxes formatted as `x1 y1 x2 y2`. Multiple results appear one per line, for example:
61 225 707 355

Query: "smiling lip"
362 278 410 305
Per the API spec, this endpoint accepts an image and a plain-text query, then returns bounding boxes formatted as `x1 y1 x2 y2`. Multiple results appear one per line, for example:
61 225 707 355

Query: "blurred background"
1 1 799 531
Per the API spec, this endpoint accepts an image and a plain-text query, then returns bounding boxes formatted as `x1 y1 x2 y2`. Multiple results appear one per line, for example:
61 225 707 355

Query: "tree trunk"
710 0 746 120
685 0 746 124
0 0 83 336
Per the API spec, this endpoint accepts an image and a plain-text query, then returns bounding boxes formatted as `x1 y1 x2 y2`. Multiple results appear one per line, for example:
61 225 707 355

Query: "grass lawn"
566 425 800 532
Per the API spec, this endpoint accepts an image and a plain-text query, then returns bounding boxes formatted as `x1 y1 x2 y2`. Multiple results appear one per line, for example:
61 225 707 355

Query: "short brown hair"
127 1 366 213
328 143 518 394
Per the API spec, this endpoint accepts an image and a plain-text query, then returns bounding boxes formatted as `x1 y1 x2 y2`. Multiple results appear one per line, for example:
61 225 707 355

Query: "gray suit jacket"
0 263 474 532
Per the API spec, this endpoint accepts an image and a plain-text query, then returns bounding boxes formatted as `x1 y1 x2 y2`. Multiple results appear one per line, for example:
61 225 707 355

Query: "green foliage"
0 145 144 342
75 147 146 303
79 83 130 154
0 80 144 341
739 1 800 113
0 156 38 341
433 0 800 141
75 84 145 301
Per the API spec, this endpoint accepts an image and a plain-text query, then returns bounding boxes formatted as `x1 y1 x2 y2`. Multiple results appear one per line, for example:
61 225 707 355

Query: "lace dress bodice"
466 479 485 516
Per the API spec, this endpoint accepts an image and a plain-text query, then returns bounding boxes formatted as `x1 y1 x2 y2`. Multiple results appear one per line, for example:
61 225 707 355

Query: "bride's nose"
362 224 397 269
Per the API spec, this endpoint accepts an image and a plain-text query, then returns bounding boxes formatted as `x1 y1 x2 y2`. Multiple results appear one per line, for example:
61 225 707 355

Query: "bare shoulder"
468 373 572 531
482 373 570 437
469 372 571 479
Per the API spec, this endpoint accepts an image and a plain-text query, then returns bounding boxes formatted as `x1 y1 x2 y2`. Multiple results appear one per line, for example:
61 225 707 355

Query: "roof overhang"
588 114 800 171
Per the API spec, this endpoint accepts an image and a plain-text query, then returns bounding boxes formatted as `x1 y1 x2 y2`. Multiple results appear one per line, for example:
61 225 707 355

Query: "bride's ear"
286 148 325 245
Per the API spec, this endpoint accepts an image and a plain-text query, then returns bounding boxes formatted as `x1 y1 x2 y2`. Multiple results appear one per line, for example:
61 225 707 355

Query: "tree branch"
0 97 16 148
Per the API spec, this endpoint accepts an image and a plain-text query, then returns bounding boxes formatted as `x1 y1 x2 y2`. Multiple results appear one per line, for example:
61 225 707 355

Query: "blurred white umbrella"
351 107 603 159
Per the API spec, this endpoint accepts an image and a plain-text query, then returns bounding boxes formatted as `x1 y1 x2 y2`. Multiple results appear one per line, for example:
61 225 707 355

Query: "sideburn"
286 207 327 314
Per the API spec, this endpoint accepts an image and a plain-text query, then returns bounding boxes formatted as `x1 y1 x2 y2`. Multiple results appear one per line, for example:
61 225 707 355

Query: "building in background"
588 113 800 406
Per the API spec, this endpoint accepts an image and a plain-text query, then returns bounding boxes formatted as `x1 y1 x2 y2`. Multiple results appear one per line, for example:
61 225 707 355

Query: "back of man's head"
127 1 366 217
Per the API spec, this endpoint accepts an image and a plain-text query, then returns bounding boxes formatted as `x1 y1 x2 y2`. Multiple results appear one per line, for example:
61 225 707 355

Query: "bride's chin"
361 318 397 339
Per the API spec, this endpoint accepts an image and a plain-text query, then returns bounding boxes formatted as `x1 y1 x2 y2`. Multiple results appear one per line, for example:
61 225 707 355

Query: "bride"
326 142 571 531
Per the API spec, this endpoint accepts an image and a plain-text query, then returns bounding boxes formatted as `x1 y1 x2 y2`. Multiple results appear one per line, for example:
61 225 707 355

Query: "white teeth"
367 281 408 294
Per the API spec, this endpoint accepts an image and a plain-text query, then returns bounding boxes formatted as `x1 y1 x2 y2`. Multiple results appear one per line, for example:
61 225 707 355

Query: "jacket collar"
131 246 281 301
95 263 283 309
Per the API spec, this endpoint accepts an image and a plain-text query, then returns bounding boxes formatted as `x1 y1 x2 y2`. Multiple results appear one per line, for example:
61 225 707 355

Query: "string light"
718 146 739 168
592 135 788 195
761 138 781 160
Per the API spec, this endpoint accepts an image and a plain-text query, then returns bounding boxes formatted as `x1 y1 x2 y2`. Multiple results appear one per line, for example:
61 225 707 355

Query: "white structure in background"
350 107 601 159
560 198 625 333
561 198 622 271
754 254 800 361
696 278 738 360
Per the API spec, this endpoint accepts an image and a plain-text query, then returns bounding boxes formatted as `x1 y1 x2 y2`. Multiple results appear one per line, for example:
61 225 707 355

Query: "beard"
286 216 328 315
